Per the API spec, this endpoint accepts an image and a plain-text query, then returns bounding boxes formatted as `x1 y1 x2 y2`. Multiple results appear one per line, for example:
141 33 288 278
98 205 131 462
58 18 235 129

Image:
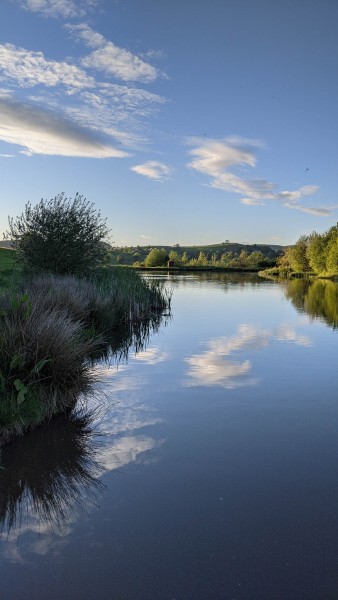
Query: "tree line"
133 248 275 269
278 223 338 276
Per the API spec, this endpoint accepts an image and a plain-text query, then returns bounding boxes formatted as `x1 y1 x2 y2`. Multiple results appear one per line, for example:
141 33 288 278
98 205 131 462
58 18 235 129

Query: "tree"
5 193 110 276
197 251 208 266
288 235 310 272
307 231 327 274
144 248 167 267
168 250 181 265
181 251 190 265
325 225 338 275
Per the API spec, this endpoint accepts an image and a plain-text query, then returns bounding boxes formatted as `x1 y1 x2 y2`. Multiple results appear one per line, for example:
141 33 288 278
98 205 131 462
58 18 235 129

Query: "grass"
0 267 171 444
0 248 21 290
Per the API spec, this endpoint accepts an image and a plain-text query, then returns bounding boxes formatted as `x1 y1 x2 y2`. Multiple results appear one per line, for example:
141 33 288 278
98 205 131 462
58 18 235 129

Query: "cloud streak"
17 0 99 19
67 23 160 83
131 161 172 181
0 97 128 157
187 136 331 216
0 43 94 90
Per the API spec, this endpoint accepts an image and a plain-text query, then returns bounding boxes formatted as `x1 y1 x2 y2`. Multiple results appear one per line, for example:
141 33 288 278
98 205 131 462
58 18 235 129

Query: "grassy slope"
0 248 16 270
111 242 284 266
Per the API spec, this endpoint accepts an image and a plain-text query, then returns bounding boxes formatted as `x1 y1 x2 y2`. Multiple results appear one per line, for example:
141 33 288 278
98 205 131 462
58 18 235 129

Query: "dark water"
1 273 338 600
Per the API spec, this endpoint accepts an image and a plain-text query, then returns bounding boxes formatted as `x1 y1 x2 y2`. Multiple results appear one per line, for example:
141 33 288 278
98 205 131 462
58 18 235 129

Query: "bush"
5 193 111 276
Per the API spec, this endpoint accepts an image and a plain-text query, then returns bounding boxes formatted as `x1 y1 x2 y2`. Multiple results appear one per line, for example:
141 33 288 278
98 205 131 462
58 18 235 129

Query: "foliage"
5 193 111 276
261 222 338 278
144 248 168 267
109 242 282 268
0 268 171 440
287 235 310 272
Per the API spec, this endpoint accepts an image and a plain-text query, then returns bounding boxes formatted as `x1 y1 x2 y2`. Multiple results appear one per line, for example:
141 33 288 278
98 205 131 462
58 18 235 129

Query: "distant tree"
307 231 327 274
144 248 167 267
238 249 249 267
168 250 181 265
197 251 208 266
180 251 189 265
325 224 338 274
247 250 266 267
5 193 110 276
288 235 310 272
220 252 232 266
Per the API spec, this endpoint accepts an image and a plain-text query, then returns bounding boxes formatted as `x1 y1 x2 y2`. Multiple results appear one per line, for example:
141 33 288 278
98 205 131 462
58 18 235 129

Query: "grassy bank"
0 268 171 445
257 266 337 280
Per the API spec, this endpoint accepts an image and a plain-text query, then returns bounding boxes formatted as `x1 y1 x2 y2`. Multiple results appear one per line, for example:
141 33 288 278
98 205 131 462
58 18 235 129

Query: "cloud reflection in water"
185 323 312 389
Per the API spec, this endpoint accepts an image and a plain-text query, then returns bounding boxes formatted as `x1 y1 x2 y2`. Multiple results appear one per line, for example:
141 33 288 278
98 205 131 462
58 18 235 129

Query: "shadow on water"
0 411 103 535
284 278 338 329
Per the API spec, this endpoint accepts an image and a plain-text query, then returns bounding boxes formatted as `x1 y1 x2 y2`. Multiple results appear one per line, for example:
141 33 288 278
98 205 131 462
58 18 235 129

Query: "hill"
110 242 284 267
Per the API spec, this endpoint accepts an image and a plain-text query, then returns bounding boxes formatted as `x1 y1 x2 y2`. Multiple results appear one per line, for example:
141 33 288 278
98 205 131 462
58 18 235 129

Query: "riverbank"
0 266 171 446
258 266 338 281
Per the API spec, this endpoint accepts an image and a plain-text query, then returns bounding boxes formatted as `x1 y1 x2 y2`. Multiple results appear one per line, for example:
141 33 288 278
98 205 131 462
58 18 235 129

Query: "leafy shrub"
5 193 110 276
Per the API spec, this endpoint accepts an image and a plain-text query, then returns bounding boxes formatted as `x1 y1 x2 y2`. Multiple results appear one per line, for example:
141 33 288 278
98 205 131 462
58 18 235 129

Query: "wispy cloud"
0 97 128 157
0 43 94 90
187 136 332 216
131 161 172 181
16 0 99 19
66 23 160 83
0 35 167 153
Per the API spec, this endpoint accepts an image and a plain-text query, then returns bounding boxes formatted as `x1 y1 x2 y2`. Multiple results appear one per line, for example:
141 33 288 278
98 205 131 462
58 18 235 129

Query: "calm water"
1 273 338 600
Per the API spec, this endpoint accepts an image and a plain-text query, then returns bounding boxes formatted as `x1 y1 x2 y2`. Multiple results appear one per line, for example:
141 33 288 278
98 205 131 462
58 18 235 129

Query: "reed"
0 268 171 442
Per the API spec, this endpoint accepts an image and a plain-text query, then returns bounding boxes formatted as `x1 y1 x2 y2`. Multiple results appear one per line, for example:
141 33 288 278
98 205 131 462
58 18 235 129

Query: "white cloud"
0 32 167 154
0 98 128 157
131 161 172 181
17 0 98 19
187 136 332 216
67 24 159 83
0 43 94 90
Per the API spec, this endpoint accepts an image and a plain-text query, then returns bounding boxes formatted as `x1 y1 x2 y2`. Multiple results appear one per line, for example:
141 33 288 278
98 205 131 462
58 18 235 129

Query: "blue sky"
0 0 337 246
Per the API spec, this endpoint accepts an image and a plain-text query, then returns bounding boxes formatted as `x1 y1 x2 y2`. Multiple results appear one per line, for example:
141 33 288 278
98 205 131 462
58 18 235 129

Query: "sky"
0 0 337 247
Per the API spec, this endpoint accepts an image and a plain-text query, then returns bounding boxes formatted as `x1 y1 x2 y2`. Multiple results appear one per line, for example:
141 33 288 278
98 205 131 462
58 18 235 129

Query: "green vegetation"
0 270 171 444
5 193 111 276
0 248 20 289
259 223 338 279
111 242 282 269
0 196 171 445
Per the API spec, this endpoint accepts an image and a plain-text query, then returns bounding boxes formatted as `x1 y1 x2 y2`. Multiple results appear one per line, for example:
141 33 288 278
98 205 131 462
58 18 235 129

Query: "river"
1 273 338 599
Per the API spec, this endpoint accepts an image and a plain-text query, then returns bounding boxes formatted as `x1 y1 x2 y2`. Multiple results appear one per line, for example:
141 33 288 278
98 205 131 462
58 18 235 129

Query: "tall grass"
0 268 171 443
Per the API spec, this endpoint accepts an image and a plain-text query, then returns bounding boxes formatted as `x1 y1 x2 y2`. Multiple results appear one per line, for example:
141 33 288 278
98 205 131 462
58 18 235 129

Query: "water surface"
1 273 338 599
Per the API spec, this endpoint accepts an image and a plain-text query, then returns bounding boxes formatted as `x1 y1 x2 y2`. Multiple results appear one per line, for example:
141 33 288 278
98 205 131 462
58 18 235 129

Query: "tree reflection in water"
284 278 338 329
0 411 104 535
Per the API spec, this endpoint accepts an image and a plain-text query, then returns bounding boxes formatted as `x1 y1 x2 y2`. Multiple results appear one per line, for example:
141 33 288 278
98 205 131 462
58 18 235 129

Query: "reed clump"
0 268 171 443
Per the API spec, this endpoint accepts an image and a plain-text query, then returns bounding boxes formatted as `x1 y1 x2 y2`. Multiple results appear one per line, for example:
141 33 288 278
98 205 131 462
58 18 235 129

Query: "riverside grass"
0 268 171 445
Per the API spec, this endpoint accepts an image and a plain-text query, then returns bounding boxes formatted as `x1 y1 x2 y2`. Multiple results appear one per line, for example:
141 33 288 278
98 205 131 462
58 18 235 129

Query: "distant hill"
110 242 285 266
0 241 14 249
